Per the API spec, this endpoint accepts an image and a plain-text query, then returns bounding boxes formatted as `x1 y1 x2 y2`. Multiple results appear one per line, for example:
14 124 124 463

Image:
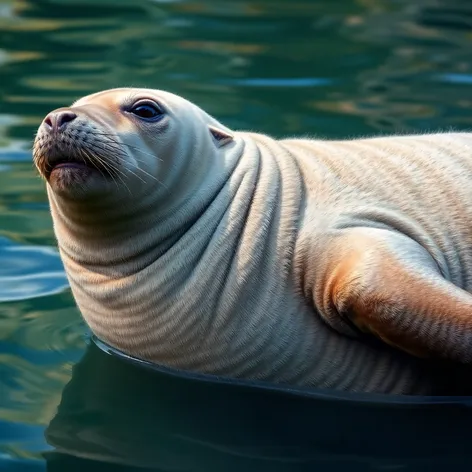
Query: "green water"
1 0 472 470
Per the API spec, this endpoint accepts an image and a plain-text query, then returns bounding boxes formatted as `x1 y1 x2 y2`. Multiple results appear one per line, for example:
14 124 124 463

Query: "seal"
33 87 472 394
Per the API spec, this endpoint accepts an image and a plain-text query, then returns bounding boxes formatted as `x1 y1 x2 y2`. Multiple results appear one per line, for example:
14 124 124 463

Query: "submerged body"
33 88 472 394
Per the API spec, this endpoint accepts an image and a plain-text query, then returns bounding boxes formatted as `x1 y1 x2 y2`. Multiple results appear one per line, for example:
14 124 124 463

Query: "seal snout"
33 104 128 193
34 107 91 180
43 109 77 134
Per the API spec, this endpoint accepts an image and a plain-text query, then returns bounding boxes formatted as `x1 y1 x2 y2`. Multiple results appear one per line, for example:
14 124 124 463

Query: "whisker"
85 143 148 187
89 140 166 188
135 167 168 189
84 149 133 195
92 132 164 161
89 138 170 187
83 147 130 189
92 148 146 193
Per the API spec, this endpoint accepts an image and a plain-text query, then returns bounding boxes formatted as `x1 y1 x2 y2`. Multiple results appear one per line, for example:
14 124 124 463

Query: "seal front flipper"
311 227 472 363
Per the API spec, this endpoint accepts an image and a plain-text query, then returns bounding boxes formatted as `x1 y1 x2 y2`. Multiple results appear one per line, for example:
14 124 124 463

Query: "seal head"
33 88 235 201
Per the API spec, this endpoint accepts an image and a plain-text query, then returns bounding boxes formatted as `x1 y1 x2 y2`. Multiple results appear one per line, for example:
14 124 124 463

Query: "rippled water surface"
1 0 472 470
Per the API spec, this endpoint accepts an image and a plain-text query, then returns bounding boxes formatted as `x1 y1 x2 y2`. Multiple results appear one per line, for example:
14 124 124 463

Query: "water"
1 0 472 470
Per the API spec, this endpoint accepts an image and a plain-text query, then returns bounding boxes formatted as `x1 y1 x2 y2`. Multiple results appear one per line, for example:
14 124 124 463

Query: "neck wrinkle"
53 132 319 385
50 137 246 273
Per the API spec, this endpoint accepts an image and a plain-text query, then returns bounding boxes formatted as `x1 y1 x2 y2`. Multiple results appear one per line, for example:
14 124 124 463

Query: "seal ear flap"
208 125 234 147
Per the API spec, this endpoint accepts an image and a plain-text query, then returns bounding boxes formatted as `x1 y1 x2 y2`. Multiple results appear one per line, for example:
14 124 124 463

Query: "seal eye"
129 101 164 122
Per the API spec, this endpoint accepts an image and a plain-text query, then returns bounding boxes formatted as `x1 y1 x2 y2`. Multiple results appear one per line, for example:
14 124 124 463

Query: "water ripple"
434 73 472 84
0 150 33 163
218 77 333 87
0 238 68 302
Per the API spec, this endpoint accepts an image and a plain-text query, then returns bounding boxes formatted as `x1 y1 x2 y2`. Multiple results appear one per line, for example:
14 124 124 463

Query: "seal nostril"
56 111 77 130
43 110 77 132
44 115 54 130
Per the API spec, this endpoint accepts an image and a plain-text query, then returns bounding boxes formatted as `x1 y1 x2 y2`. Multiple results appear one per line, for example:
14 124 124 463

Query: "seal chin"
48 163 100 197
37 151 112 198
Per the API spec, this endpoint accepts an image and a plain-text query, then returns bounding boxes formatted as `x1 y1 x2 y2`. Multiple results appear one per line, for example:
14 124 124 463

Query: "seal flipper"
314 227 472 363
208 125 234 147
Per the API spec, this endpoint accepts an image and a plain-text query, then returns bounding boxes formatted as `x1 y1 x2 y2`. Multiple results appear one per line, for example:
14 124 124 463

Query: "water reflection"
0 0 468 147
335 0 472 131
44 340 472 472
1 0 471 150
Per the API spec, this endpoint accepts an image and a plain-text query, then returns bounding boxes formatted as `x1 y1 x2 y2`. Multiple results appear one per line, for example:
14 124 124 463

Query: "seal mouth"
43 151 96 180
54 161 88 170
34 135 117 181
48 156 91 174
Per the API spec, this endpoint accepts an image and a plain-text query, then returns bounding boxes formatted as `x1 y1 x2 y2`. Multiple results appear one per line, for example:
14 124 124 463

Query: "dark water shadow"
44 338 472 472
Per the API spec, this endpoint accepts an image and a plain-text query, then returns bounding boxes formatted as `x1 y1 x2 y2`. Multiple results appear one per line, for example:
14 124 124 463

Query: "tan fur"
33 87 472 394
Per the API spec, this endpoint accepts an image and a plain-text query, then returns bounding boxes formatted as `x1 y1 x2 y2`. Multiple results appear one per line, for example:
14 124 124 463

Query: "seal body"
33 88 472 394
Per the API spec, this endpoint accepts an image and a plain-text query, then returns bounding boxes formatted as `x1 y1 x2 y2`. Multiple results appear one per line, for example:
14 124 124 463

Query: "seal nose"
43 110 77 132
